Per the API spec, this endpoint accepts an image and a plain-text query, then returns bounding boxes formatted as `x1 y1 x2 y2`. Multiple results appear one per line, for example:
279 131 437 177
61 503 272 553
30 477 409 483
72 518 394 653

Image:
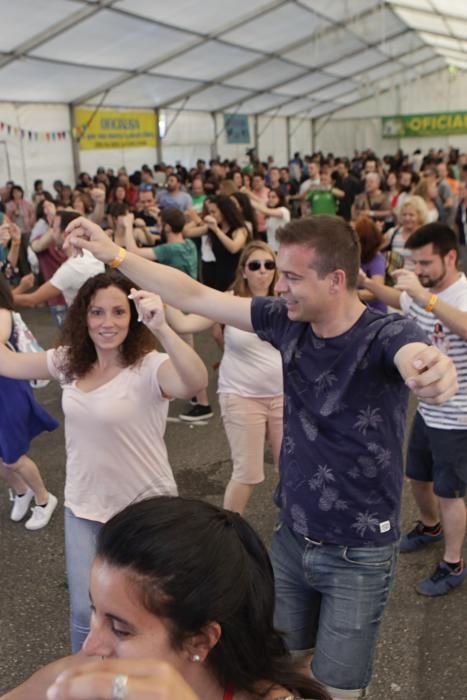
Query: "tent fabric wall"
79 146 159 176
0 103 310 187
257 116 288 166
1 67 466 190
315 68 467 156
289 118 312 159
161 110 215 165
0 103 73 195
161 112 311 168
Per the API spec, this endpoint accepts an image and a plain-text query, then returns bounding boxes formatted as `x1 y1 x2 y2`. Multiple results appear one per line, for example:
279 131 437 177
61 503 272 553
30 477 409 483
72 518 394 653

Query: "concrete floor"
0 307 466 700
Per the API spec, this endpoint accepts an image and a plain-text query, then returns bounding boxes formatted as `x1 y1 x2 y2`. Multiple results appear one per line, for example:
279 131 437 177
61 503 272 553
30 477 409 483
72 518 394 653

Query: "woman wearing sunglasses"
167 241 283 514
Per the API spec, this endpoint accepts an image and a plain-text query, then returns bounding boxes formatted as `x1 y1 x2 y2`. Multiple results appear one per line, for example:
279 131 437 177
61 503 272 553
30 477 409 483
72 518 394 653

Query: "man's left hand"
406 345 458 404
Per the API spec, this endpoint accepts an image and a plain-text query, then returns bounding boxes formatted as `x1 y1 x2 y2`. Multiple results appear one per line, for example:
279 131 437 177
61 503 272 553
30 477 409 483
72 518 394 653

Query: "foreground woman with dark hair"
4 497 330 700
0 273 207 653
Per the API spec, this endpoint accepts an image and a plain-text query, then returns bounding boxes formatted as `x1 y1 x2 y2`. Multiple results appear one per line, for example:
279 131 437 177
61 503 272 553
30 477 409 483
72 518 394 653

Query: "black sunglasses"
246 260 276 271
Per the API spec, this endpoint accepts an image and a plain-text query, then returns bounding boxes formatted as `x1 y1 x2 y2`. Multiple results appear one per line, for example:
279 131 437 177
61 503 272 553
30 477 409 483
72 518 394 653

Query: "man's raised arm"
65 217 253 331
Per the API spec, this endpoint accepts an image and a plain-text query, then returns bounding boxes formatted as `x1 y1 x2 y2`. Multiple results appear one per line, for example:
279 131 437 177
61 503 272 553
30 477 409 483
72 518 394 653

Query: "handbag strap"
8 311 18 351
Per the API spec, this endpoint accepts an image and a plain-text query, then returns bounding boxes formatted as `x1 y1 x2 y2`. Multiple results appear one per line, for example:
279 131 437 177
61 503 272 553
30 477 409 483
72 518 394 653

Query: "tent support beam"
211 112 218 159
257 109 280 139
163 99 189 141
155 109 163 164
286 117 291 164
395 85 401 151
254 116 259 158
68 104 81 181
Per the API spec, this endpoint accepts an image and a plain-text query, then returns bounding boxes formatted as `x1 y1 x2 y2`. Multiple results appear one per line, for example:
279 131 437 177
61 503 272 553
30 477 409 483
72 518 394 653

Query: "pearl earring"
192 654 201 663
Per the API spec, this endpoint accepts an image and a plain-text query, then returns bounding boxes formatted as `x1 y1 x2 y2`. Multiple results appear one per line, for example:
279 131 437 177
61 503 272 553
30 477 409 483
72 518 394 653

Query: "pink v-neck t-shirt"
47 349 177 522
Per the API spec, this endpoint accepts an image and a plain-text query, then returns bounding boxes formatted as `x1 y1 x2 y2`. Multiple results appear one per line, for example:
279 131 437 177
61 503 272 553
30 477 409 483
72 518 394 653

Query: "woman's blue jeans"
64 507 103 653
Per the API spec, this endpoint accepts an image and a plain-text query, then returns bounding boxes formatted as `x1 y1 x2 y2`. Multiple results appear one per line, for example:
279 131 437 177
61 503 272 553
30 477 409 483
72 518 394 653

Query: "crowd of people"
1 144 467 700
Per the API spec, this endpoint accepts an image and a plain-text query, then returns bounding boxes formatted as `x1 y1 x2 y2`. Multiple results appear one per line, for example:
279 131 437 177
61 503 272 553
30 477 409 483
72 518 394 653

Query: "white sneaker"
30 379 51 389
25 493 58 530
9 488 34 522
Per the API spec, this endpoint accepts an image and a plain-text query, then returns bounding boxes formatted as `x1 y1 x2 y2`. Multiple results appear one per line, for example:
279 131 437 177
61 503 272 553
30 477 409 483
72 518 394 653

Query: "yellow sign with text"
75 109 157 150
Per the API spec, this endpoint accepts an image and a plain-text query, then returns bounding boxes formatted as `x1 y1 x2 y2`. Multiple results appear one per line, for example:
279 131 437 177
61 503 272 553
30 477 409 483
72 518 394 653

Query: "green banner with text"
382 112 467 138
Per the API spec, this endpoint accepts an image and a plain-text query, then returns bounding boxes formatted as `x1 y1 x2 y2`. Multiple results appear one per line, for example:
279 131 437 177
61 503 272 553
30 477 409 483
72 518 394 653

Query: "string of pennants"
0 121 86 142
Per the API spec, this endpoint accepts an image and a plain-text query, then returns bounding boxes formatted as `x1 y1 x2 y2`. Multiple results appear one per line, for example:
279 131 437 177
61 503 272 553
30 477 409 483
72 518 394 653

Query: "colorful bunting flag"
0 120 86 141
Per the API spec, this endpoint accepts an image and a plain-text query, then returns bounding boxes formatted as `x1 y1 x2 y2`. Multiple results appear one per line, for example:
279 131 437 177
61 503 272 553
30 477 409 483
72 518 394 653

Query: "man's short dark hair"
276 215 360 289
57 210 80 232
405 222 459 263
161 207 185 233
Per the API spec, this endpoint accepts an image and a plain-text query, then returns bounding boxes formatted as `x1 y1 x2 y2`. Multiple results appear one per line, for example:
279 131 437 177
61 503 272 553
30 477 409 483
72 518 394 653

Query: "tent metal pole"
68 104 81 181
211 112 218 159
395 85 401 152
155 109 163 164
257 109 280 138
254 115 259 159
286 116 291 163
310 118 315 154
163 99 189 142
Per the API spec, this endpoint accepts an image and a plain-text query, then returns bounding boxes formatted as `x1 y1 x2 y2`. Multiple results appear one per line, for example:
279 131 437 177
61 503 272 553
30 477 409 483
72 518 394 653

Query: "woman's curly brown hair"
56 272 156 380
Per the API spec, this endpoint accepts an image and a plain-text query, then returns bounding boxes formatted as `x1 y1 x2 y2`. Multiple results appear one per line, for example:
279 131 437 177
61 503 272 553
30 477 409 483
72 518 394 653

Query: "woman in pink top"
0 272 207 653
5 185 35 275
5 185 35 234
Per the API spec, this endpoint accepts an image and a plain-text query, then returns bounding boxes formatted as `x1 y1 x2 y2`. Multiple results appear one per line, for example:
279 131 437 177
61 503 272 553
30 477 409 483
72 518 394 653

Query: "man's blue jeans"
271 520 398 698
64 508 103 653
49 304 67 328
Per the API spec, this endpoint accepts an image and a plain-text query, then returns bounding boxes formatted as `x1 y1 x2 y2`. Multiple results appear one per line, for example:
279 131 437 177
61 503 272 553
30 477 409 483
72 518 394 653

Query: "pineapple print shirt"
251 297 428 546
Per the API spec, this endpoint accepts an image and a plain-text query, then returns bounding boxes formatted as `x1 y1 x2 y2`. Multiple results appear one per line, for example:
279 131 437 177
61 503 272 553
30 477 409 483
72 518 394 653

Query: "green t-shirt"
307 189 337 215
191 194 207 213
153 239 198 279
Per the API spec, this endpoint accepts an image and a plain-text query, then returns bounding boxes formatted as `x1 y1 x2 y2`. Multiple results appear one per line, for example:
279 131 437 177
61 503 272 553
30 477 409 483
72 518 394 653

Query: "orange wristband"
109 247 127 269
425 294 438 313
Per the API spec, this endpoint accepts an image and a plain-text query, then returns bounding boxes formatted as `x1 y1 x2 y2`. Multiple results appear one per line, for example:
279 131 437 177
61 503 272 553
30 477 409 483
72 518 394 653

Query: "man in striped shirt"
360 222 467 596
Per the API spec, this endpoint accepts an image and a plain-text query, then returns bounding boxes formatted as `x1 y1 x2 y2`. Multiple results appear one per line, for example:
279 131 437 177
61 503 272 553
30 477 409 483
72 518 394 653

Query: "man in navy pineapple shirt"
66 214 458 700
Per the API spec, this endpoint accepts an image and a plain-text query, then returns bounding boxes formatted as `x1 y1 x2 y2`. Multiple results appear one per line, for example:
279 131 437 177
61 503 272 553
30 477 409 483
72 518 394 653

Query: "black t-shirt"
334 173 362 221
135 209 158 227
251 298 428 546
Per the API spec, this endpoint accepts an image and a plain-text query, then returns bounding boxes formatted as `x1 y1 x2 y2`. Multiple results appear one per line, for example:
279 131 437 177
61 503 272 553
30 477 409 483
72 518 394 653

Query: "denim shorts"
271 520 398 697
406 412 467 498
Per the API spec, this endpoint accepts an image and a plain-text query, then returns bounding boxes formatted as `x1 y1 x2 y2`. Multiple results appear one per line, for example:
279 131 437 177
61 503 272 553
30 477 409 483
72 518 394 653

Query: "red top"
223 685 235 700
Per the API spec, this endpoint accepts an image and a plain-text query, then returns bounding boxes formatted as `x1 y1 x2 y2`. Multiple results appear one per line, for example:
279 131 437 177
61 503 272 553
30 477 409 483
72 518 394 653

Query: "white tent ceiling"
0 0 465 118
